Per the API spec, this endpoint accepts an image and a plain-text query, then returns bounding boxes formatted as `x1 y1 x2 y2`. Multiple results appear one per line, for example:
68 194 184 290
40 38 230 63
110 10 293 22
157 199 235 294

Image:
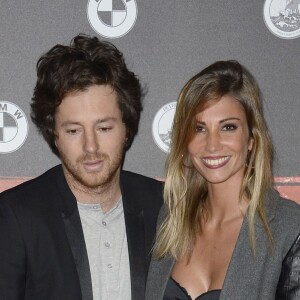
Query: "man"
0 35 163 300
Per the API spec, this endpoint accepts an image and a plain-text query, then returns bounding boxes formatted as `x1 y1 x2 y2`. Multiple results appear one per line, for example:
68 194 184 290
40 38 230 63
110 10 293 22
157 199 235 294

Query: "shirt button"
102 221 107 226
104 242 111 248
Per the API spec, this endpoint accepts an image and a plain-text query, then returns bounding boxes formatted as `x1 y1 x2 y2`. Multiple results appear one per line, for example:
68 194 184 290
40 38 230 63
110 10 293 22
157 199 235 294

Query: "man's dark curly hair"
31 34 143 156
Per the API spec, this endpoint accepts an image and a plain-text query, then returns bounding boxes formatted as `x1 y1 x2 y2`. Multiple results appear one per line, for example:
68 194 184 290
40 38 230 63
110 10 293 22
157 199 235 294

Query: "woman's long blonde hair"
154 60 273 260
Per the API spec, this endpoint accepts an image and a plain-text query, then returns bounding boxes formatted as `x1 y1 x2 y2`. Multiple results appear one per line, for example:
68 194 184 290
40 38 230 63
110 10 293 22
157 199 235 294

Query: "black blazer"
0 165 163 300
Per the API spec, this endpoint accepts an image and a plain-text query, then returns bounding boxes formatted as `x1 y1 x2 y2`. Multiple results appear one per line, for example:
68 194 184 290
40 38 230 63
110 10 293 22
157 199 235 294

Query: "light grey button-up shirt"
78 198 131 300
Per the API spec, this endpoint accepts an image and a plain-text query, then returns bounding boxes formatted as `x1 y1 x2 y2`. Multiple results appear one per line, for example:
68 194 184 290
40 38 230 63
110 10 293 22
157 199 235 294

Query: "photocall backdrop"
0 0 299 203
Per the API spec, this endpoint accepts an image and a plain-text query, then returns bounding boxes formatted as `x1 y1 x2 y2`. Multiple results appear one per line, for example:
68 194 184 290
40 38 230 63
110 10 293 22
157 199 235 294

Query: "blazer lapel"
120 172 147 300
220 190 278 300
124 209 146 300
56 166 93 300
63 211 93 300
146 255 175 300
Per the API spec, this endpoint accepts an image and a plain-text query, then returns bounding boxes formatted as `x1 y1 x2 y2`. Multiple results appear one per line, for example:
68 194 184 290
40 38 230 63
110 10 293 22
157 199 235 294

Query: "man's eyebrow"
60 117 118 127
95 117 118 123
60 121 81 127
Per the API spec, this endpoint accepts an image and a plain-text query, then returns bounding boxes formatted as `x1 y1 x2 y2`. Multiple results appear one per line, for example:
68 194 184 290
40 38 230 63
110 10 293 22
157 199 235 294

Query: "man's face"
54 84 127 191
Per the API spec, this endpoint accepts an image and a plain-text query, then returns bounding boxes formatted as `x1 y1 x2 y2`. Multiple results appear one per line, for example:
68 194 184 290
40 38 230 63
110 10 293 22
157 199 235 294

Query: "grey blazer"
145 189 300 300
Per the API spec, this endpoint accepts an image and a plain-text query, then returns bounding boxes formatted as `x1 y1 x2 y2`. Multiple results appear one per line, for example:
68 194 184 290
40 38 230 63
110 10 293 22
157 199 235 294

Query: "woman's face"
187 95 253 187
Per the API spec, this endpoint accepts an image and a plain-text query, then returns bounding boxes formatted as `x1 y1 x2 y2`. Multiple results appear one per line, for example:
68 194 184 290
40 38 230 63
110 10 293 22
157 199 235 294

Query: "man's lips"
82 160 104 171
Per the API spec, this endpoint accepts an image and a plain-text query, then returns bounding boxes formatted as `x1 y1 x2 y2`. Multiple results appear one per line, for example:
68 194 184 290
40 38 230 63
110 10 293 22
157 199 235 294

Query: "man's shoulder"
121 170 163 187
120 170 164 209
0 165 62 200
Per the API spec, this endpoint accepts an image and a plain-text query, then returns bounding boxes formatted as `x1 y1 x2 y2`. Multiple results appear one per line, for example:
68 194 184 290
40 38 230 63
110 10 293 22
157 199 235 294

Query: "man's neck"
76 185 121 213
63 169 122 213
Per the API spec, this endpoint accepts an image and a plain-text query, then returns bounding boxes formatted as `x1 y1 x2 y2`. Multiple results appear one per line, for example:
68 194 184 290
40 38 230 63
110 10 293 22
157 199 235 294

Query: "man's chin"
78 177 107 189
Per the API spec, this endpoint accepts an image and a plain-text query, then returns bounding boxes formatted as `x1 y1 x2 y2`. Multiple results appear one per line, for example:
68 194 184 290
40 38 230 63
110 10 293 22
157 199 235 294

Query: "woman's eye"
195 125 205 132
223 124 237 131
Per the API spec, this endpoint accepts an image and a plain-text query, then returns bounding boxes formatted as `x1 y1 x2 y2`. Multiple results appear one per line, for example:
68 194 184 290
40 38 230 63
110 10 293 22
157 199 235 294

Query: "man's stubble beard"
60 150 125 191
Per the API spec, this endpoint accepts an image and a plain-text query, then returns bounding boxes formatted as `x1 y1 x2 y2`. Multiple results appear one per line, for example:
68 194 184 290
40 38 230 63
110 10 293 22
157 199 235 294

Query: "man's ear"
54 132 58 147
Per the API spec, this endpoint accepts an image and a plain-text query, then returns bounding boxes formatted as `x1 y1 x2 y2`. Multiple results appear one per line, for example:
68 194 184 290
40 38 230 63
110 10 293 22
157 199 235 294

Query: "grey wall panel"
0 0 299 185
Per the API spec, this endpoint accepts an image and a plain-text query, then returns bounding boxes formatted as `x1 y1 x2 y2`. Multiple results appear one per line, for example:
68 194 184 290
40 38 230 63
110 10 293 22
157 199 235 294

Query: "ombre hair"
154 60 273 259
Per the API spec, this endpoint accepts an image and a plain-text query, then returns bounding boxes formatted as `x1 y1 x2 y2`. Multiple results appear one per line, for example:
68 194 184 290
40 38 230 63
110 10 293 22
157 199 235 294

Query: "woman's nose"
205 131 221 152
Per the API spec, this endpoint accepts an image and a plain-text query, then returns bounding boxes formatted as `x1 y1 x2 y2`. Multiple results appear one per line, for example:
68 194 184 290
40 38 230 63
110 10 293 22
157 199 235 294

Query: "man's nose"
83 130 99 153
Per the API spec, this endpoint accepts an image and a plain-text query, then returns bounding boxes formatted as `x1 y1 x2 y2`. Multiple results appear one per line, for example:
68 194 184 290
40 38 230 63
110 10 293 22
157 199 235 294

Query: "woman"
146 60 300 300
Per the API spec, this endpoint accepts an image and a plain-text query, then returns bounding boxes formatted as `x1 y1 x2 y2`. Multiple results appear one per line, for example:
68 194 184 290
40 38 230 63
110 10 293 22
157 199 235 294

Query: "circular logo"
0 101 28 153
87 0 137 39
152 102 176 153
264 0 300 39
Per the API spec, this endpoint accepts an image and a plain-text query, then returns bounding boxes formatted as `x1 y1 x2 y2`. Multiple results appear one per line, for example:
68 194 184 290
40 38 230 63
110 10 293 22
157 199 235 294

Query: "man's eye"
223 124 237 131
98 127 112 132
66 129 79 135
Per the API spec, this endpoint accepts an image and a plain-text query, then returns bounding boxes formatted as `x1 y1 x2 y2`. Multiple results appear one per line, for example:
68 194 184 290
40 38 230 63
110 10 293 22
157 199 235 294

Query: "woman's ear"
248 137 254 151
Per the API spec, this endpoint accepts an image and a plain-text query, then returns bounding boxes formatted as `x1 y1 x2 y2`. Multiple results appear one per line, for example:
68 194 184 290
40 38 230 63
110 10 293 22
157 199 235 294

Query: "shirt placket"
100 215 120 298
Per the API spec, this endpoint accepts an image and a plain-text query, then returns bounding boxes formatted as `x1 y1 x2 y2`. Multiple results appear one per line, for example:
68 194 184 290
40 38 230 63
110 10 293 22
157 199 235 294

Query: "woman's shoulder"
266 190 300 247
266 188 300 220
274 194 300 222
275 197 300 239
157 204 168 225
